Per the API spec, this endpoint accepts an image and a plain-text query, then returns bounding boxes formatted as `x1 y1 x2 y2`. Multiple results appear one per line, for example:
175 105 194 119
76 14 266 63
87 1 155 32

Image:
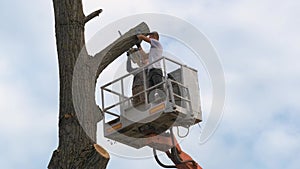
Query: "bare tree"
48 1 149 168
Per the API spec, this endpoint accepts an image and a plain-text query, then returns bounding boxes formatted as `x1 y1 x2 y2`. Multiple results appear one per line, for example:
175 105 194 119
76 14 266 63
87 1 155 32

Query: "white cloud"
253 126 300 168
0 80 57 169
0 1 58 168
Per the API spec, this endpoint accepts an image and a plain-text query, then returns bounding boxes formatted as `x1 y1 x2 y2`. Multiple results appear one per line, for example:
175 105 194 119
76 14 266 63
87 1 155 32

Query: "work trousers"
148 68 163 92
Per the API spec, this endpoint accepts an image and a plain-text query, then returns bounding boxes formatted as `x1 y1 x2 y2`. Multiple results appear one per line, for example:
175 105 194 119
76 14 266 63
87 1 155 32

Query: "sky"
0 0 300 169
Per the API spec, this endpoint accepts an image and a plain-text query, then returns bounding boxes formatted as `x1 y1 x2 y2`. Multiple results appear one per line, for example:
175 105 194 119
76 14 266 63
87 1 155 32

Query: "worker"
126 48 149 107
137 32 164 100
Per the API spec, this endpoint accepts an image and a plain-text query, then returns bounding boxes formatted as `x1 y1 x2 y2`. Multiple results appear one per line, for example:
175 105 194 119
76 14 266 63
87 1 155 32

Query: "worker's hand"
135 35 142 46
136 34 143 40
137 34 151 43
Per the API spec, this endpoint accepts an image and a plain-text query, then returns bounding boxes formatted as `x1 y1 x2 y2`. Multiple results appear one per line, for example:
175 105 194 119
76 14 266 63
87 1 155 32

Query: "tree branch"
90 22 150 79
84 9 103 24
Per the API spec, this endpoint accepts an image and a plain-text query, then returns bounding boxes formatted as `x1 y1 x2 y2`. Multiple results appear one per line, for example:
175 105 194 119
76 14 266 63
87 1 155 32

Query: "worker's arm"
137 34 151 43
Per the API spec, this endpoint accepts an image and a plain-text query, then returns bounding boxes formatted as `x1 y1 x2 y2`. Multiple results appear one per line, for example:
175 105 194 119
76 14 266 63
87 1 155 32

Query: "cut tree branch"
90 22 150 79
84 9 103 24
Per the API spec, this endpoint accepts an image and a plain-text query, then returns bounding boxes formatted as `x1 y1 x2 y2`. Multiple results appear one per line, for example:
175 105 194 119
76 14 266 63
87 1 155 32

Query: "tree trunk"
48 0 150 168
48 1 109 168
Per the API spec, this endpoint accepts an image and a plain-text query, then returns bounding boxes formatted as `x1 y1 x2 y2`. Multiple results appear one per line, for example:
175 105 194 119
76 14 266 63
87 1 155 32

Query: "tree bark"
48 0 109 168
48 0 150 168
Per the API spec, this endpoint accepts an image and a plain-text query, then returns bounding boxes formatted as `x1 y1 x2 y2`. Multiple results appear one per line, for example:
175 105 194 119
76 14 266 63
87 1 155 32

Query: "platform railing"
101 56 193 123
